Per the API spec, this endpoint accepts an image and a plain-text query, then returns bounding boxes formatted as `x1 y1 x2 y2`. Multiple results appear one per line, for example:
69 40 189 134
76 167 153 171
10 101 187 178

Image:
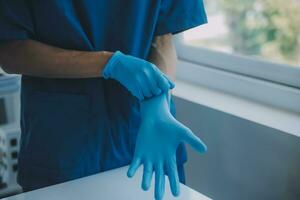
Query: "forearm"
0 39 113 78
148 34 177 81
147 34 177 105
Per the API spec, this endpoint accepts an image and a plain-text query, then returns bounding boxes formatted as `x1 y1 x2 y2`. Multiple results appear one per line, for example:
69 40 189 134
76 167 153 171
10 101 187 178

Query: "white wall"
175 97 300 200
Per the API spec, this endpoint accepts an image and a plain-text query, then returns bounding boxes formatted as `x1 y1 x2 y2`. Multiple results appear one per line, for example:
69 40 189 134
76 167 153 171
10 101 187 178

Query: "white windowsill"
173 80 300 138
176 60 300 113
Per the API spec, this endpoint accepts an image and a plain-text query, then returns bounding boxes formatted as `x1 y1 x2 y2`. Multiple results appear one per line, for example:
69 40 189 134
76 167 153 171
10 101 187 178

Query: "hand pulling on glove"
103 51 174 100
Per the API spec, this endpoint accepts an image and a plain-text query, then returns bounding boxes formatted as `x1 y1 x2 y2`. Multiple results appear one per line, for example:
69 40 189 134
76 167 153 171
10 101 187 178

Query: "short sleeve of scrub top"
155 0 207 36
0 0 34 41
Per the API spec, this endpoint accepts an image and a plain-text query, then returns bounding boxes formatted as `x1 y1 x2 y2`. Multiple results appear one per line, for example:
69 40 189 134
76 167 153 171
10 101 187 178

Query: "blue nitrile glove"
103 51 175 100
127 93 207 200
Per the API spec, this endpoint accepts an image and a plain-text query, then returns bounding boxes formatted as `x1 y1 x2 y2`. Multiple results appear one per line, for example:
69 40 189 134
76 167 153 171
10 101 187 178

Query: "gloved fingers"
155 163 165 200
132 84 144 101
162 74 175 89
127 157 142 178
152 86 162 96
166 157 180 197
146 75 162 96
142 162 153 191
141 69 161 96
182 127 207 153
157 75 171 92
141 85 152 99
137 72 152 98
152 67 172 92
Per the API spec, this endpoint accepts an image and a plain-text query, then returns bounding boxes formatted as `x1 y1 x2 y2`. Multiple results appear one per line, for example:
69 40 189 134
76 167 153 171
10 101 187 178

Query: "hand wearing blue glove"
127 93 207 200
103 51 175 100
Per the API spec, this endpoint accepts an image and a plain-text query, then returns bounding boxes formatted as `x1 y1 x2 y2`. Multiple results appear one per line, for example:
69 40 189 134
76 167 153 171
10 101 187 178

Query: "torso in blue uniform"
0 0 207 191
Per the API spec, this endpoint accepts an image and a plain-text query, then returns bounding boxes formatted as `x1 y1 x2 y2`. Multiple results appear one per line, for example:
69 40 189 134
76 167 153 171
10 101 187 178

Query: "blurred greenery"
206 0 300 66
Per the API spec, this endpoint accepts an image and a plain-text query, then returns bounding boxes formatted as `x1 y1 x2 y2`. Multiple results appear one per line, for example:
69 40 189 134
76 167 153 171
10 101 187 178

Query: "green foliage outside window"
205 0 300 66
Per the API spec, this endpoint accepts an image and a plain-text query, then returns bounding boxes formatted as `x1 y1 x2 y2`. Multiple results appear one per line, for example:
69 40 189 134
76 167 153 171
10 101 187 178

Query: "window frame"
175 35 300 89
174 35 300 113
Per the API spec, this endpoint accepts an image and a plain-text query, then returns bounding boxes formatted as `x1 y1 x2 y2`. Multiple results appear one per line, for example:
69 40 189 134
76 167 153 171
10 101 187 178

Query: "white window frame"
174 35 300 113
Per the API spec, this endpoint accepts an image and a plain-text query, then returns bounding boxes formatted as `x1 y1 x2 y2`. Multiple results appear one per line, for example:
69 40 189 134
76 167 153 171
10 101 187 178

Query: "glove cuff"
102 51 123 79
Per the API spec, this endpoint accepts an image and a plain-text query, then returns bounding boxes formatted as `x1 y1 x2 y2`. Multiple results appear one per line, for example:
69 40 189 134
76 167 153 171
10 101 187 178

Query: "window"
183 0 300 68
175 0 300 89
174 0 300 113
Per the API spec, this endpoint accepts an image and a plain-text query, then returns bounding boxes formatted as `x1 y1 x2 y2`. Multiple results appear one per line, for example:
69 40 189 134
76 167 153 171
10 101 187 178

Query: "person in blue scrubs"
0 0 207 199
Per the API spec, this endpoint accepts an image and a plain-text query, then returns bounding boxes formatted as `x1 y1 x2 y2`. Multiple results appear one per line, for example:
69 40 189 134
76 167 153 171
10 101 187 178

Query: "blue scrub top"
0 0 207 190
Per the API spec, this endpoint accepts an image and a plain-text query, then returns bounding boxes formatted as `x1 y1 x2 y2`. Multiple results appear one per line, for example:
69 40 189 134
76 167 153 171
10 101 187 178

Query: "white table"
1 167 212 200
